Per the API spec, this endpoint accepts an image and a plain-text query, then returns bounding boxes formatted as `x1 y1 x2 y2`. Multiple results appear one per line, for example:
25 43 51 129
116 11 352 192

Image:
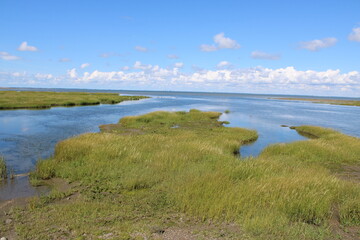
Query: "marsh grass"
0 91 147 110
0 156 7 180
17 110 360 239
274 97 360 107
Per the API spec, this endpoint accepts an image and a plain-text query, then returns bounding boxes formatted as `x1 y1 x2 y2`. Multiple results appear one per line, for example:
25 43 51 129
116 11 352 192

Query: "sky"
0 0 359 97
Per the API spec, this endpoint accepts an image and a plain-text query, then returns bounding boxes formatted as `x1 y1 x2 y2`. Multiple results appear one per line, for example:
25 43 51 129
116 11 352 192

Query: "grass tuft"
0 155 7 180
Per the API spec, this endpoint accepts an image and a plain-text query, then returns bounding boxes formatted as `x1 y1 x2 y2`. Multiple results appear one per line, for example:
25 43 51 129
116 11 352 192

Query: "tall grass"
0 91 148 110
23 110 360 239
0 155 7 180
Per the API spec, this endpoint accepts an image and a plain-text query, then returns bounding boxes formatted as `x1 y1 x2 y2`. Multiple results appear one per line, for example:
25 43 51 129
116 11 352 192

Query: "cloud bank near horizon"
1 63 359 97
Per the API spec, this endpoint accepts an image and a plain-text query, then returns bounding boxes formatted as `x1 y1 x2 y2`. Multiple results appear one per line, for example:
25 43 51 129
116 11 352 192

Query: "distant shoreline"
0 91 148 110
273 97 360 107
2 87 359 100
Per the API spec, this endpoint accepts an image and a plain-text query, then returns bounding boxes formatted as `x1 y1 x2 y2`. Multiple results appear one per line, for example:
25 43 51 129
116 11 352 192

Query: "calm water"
1 89 359 200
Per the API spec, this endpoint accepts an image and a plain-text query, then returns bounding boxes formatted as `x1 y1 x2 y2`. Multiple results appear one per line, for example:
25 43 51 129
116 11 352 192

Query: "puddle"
0 176 49 202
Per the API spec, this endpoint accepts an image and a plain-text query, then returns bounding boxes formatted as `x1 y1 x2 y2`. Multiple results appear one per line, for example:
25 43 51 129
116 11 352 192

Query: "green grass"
10 110 360 239
0 155 7 180
0 91 148 110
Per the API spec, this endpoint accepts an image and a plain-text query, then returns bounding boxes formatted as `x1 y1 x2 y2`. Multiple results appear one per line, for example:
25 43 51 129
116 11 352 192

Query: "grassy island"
1 110 359 239
0 91 148 110
274 97 360 107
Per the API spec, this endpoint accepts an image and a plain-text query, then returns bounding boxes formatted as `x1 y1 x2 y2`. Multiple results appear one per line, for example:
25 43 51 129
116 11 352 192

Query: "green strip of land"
274 97 360 106
1 110 359 239
0 91 148 110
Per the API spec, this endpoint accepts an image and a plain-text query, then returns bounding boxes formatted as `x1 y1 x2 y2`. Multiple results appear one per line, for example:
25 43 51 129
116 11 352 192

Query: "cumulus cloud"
348 27 360 42
0 52 21 60
167 54 179 59
135 46 148 52
251 51 281 60
122 66 130 71
59 58 71 62
299 37 337 51
17 41 38 51
200 33 240 52
80 63 90 69
67 68 77 78
214 33 240 49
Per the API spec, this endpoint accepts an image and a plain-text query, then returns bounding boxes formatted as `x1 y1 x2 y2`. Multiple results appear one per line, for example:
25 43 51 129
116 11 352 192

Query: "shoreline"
272 97 360 106
0 91 148 110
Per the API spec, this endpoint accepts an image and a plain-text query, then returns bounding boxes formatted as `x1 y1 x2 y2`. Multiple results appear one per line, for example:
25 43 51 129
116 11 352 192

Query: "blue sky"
0 0 359 96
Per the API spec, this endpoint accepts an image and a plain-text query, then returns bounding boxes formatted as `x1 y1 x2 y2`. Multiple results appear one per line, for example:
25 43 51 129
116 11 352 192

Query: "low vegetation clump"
7 110 360 239
0 156 7 180
0 91 148 110
274 97 360 106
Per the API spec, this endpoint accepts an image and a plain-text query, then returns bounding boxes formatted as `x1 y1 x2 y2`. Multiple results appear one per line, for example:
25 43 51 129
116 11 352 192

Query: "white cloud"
251 51 281 60
80 63 90 69
167 54 179 59
214 33 240 49
135 46 148 52
59 58 71 62
174 62 184 68
299 37 337 51
2 64 359 96
67 68 77 78
217 61 231 68
66 64 360 95
201 33 240 52
0 52 21 60
122 66 130 71
133 61 152 70
348 27 360 42
17 41 38 51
